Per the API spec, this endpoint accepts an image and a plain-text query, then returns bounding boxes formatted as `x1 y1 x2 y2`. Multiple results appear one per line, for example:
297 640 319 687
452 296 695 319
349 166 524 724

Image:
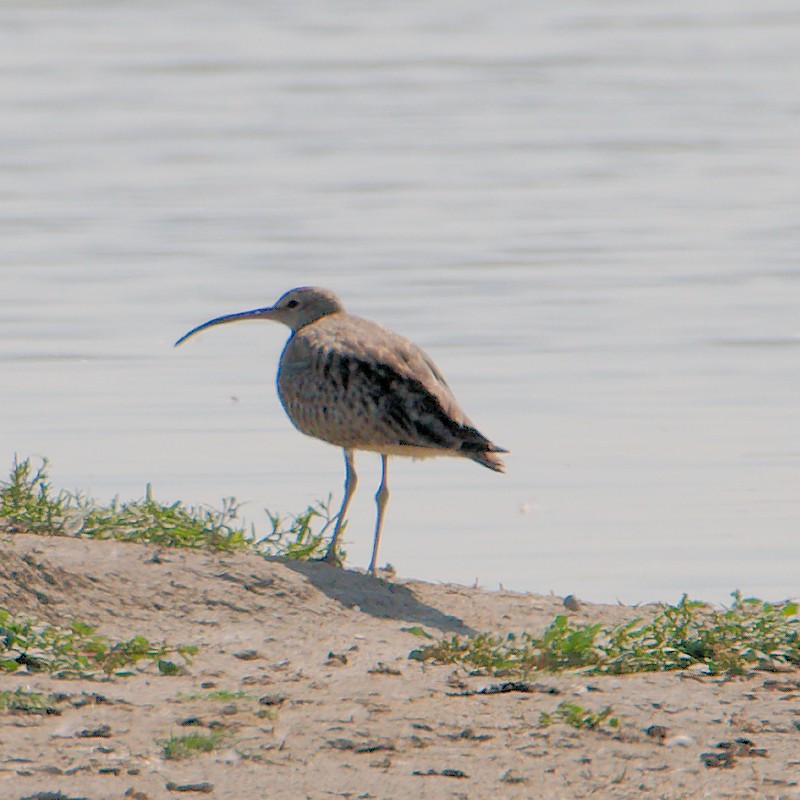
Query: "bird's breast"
277 342 373 447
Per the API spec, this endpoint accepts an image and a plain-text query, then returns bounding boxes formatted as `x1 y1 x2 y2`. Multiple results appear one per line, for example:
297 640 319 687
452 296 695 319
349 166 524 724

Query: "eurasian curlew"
175 286 506 575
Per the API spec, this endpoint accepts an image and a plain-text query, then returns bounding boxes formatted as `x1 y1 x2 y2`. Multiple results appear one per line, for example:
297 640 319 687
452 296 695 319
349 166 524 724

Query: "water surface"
2 0 799 603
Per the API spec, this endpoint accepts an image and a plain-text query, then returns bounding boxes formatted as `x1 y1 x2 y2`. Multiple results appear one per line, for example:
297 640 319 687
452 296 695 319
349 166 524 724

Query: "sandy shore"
1 533 798 799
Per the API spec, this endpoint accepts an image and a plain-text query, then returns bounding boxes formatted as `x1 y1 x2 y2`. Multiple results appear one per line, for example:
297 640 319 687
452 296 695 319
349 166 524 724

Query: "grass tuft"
1 456 343 562
262 496 342 562
160 730 226 760
410 593 800 677
0 688 62 715
0 457 71 535
178 689 250 701
0 607 196 679
539 702 619 730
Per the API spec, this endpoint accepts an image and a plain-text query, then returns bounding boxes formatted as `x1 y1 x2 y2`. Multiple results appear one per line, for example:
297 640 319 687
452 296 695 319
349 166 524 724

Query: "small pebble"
165 781 214 793
563 595 581 611
258 694 286 707
684 662 711 675
325 651 348 666
75 724 112 739
232 649 260 661
645 725 668 742
664 733 695 748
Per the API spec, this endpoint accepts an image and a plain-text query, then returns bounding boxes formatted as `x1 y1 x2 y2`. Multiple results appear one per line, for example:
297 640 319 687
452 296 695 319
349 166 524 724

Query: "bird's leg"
324 448 357 564
368 455 390 576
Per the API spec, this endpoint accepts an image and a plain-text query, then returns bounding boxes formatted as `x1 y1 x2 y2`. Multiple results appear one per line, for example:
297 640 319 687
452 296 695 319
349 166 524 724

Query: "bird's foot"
367 562 396 580
312 548 343 568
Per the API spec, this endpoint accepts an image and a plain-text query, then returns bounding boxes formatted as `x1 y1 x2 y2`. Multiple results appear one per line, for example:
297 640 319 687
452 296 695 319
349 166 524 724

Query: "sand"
1 532 798 800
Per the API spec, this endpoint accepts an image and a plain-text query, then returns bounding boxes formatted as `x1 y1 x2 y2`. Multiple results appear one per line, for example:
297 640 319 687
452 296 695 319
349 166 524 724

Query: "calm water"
2 1 798 604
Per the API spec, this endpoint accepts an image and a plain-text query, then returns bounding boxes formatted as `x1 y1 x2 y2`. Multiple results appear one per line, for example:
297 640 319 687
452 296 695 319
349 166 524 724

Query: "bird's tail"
471 446 507 473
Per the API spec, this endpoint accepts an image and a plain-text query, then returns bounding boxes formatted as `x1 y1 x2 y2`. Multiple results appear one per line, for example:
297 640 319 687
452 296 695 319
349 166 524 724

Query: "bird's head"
175 286 345 346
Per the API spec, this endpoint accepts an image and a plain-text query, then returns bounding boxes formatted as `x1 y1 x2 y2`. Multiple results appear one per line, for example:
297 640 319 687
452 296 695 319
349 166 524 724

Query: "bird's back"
276 313 505 470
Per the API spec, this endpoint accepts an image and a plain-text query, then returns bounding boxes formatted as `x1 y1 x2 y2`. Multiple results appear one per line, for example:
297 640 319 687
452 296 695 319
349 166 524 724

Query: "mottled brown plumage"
176 286 507 574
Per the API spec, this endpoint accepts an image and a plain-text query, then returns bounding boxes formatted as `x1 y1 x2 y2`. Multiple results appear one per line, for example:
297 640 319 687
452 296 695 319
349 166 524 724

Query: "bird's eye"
286 300 299 309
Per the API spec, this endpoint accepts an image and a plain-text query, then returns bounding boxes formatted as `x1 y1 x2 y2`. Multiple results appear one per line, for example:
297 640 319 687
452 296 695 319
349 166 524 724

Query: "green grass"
0 606 197 679
263 498 343 563
178 689 251 701
0 688 62 715
539 702 619 730
160 730 227 760
409 593 800 677
175 688 278 720
0 456 342 562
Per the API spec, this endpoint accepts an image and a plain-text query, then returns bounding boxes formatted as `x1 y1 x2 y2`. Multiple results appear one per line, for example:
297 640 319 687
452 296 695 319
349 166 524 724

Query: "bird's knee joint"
376 484 390 504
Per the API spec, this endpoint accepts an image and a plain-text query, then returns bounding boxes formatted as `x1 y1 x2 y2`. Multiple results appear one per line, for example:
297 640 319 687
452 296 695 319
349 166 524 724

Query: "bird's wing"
332 316 464 412
303 315 496 453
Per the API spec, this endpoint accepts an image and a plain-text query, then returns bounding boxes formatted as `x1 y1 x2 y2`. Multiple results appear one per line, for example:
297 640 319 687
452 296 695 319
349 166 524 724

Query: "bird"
175 286 507 575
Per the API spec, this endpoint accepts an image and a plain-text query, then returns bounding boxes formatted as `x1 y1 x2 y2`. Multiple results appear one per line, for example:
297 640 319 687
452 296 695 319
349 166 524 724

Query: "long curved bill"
174 306 276 347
